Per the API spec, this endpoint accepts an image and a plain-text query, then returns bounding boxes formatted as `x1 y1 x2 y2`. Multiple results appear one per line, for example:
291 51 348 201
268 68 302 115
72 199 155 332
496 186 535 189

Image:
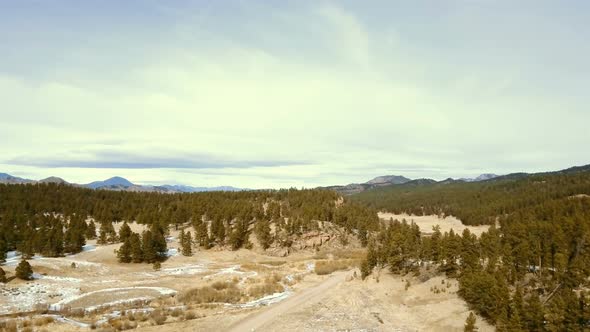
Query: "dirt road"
226 271 350 332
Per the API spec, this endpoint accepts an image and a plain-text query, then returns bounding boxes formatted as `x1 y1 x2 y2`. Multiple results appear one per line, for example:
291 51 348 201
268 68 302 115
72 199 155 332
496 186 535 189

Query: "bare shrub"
315 259 358 275
180 284 242 304
34 316 55 326
150 309 167 325
2 320 18 332
184 311 197 320
170 308 183 318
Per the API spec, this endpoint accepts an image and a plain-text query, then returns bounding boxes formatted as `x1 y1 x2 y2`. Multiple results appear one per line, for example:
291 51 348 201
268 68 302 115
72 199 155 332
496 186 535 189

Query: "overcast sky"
1 0 589 188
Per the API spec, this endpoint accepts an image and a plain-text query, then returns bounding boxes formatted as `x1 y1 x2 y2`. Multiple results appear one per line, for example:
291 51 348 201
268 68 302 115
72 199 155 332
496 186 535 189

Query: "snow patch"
236 290 292 308
161 264 207 276
0 283 80 315
48 286 177 311
166 248 178 257
32 273 82 283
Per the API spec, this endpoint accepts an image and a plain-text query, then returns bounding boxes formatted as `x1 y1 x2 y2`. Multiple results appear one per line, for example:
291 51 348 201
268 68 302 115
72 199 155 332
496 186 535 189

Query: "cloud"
5 149 310 169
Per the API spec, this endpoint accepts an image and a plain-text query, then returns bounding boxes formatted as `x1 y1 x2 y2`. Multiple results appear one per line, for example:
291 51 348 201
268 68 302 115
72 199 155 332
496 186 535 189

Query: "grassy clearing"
247 273 284 298
314 259 359 275
258 260 286 266
180 282 242 304
180 273 286 305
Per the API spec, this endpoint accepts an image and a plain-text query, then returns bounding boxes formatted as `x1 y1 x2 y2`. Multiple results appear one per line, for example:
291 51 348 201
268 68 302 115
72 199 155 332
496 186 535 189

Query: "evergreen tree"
464 312 477 332
130 232 143 263
182 231 193 256
117 238 132 263
179 229 185 250
0 237 7 264
119 222 132 242
142 230 157 263
85 220 97 240
524 292 544 331
194 220 209 248
0 266 6 283
15 259 33 280
254 219 272 250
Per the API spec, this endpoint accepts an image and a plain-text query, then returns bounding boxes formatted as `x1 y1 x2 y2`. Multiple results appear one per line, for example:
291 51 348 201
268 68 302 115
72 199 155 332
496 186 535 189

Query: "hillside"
354 164 590 330
351 164 590 225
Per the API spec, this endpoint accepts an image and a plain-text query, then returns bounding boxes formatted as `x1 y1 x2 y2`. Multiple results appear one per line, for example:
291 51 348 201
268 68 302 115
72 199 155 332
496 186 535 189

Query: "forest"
0 183 378 265
357 168 590 331
352 166 590 225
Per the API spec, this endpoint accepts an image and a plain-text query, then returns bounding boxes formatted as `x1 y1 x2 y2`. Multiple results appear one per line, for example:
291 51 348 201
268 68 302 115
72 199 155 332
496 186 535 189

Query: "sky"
1 0 589 189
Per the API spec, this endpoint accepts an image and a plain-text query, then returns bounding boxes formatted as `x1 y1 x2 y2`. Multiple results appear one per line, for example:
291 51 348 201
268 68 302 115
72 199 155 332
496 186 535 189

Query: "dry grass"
34 316 55 326
109 317 137 330
184 311 197 320
314 259 358 275
258 260 286 266
149 309 168 325
248 274 284 298
0 320 18 332
180 283 242 304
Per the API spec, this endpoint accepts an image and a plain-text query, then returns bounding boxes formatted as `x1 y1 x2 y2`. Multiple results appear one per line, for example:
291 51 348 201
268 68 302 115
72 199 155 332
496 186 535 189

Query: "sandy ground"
378 213 490 237
138 269 493 332
1 222 493 331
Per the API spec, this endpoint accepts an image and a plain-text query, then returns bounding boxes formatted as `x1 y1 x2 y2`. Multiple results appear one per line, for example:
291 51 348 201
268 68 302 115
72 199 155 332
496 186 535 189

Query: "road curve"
226 271 350 332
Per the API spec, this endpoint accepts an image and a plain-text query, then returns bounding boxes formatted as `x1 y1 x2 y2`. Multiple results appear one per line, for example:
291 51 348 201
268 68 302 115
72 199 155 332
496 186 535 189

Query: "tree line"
0 184 378 264
359 170 590 331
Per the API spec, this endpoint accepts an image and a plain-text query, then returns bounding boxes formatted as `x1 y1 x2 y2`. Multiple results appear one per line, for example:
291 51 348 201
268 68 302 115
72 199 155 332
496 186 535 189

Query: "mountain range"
0 173 244 193
324 173 500 195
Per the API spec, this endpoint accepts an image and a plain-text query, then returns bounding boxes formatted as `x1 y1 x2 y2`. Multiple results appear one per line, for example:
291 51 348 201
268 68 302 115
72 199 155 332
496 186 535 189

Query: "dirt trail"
226 271 349 332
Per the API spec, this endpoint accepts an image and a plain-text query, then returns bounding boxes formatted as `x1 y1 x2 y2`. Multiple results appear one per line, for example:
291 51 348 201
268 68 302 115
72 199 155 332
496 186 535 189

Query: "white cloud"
0 1 589 188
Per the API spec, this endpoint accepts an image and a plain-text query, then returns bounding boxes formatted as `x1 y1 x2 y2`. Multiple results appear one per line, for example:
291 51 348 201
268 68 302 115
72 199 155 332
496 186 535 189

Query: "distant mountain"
460 173 500 182
86 176 134 189
366 175 411 185
0 173 34 184
39 176 68 184
159 184 245 193
324 174 413 195
0 173 245 193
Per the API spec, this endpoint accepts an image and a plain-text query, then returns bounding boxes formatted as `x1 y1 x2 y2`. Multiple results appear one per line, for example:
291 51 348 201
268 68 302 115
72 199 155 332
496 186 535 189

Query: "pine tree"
119 222 132 242
85 221 97 240
153 261 161 271
117 238 132 263
0 238 7 264
464 312 478 332
195 220 209 248
524 291 544 331
255 219 272 250
182 231 193 256
142 230 156 263
130 232 143 263
15 259 33 280
179 229 185 250
0 266 6 283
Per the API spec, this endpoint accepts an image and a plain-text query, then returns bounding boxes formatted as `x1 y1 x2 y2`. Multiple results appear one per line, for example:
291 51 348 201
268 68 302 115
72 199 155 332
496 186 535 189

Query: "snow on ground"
161 263 207 276
32 273 82 283
204 265 258 282
49 286 177 311
0 282 80 314
235 290 292 308
166 248 179 257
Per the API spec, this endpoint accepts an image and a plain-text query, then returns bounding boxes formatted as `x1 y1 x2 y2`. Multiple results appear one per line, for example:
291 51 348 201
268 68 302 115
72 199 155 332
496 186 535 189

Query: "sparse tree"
182 231 193 256
464 312 478 332
130 232 143 263
117 238 132 263
15 259 33 280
